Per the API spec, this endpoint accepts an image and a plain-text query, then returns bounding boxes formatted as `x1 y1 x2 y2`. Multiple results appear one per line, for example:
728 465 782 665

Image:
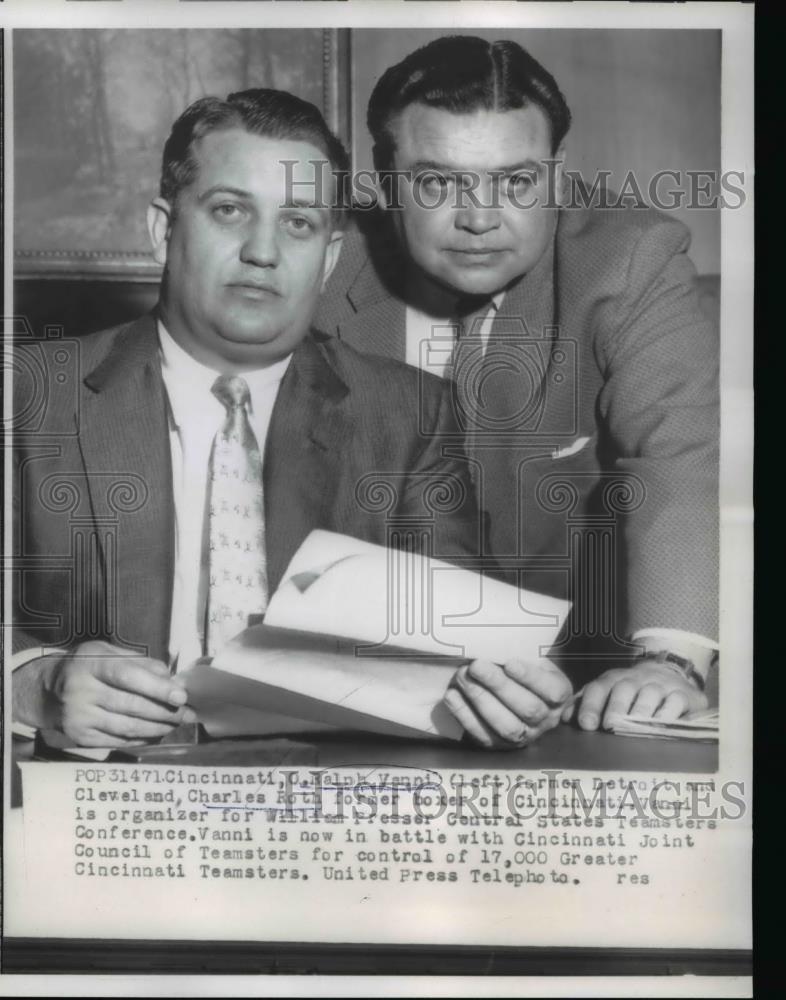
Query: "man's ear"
321 229 344 290
375 172 389 212
147 198 174 266
375 169 400 212
370 144 390 212
551 145 567 207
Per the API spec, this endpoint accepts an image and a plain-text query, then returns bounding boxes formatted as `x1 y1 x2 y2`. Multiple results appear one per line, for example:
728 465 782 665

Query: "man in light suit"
315 36 717 741
12 88 573 748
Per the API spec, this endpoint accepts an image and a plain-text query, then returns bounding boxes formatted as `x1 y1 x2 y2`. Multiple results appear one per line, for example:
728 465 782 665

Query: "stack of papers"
611 708 719 742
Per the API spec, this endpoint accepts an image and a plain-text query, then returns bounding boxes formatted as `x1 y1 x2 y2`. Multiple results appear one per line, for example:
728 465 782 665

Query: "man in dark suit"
315 36 717 739
12 87 573 748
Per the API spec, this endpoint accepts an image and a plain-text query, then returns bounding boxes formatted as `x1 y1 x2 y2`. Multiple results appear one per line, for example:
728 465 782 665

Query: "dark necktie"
204 374 268 657
445 295 493 457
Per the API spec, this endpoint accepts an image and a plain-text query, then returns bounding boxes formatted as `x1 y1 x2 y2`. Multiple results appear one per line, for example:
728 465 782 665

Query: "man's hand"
443 658 573 749
564 659 708 732
39 640 196 747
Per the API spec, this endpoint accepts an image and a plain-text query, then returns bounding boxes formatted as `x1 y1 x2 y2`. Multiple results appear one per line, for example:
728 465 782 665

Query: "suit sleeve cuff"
9 647 68 739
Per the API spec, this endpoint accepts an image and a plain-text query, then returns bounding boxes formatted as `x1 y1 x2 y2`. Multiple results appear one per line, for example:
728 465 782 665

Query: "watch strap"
635 648 706 690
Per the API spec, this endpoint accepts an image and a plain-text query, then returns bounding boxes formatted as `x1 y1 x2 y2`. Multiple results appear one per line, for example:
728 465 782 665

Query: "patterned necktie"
204 374 268 657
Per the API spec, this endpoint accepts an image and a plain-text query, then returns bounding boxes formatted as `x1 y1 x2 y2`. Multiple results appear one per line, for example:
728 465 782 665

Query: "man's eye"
212 203 243 221
284 215 315 235
508 173 536 190
419 172 450 190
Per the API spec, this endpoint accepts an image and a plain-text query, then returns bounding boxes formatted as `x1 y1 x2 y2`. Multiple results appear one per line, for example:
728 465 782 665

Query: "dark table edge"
1 939 752 976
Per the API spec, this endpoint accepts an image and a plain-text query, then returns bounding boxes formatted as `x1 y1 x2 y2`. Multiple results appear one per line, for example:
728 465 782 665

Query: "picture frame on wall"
13 27 351 280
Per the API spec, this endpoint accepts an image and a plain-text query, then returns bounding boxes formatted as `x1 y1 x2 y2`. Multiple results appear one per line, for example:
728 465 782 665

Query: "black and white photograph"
2 1 753 993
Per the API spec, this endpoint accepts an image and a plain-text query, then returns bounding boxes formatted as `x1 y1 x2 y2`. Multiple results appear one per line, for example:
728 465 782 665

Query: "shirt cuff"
10 647 68 671
630 630 718 683
631 629 718 652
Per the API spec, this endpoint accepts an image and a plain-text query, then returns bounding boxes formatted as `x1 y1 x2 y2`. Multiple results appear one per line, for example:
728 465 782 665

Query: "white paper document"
184 530 570 740
611 708 719 742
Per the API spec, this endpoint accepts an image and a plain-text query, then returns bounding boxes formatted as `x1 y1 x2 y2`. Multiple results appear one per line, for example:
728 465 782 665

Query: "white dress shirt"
158 322 290 671
404 294 503 377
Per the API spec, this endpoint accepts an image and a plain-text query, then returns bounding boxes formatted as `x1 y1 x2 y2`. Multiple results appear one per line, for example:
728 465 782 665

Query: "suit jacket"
315 205 719 658
12 314 482 664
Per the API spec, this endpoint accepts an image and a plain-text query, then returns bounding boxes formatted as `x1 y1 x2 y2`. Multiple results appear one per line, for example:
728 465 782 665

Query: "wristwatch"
635 648 706 691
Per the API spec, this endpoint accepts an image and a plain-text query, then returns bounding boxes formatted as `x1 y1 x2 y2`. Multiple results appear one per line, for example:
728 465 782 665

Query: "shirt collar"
157 319 291 428
406 291 504 324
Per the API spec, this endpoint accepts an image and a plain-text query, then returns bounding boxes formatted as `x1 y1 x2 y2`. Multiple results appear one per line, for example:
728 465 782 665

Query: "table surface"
13 722 718 791
310 724 718 772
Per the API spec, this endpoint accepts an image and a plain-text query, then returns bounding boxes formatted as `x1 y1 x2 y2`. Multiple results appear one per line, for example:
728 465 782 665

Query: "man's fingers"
687 689 710 714
60 702 178 746
94 685 195 724
455 673 533 744
653 690 689 721
464 660 550 725
561 700 577 724
500 659 572 707
50 644 195 747
444 687 500 748
574 662 713 734
91 709 184 741
601 680 637 730
629 683 666 718
63 703 197 746
577 676 616 730
98 658 187 707
141 659 176 679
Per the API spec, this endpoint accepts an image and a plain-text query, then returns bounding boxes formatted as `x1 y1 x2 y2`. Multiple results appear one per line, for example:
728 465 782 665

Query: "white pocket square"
551 436 591 460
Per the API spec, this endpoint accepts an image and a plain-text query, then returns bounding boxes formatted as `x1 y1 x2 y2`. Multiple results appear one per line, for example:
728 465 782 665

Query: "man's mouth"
227 282 281 297
445 248 509 261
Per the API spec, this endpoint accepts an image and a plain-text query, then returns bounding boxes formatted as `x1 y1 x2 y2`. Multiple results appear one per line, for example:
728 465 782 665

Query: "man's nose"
239 219 280 267
454 203 502 236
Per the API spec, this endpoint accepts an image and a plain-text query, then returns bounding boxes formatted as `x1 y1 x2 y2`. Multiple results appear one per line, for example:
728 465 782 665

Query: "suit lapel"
494 227 556 343
79 315 174 661
491 229 575 437
264 333 352 592
333 224 408 360
340 294 407 361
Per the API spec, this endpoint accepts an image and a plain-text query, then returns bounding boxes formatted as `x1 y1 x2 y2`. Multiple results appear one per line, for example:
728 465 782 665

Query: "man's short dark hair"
367 35 572 171
160 88 349 223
